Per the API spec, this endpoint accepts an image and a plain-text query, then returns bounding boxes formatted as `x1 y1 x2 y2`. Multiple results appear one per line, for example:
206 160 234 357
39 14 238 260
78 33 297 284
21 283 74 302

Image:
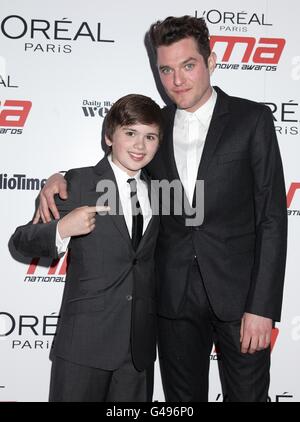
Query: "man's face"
105 123 160 176
157 37 216 112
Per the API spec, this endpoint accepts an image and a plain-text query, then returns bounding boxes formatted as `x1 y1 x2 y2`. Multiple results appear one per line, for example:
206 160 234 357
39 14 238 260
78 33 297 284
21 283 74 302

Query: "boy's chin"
129 160 148 170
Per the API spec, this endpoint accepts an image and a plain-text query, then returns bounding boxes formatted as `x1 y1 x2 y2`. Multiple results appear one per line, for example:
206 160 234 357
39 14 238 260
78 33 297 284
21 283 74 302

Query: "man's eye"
185 63 194 70
161 67 172 75
146 135 155 141
125 131 135 136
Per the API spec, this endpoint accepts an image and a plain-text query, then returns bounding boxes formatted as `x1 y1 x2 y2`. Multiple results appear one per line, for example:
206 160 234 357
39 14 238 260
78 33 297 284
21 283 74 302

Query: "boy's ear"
105 135 112 146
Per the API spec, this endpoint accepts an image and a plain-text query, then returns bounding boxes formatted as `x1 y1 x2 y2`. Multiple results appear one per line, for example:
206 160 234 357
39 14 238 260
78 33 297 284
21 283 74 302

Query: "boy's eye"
125 131 135 136
146 135 157 141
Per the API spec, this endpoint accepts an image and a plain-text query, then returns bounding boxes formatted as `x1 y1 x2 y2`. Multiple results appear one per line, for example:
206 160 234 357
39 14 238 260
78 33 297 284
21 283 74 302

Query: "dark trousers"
158 258 270 402
49 349 154 402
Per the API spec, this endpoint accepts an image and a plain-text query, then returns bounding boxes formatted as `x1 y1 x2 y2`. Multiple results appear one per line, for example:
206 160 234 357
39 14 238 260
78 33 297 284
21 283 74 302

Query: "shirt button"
126 295 133 301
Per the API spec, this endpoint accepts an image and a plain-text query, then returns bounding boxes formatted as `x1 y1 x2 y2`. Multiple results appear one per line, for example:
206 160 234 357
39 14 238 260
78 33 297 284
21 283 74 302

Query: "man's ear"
105 135 112 147
208 52 217 75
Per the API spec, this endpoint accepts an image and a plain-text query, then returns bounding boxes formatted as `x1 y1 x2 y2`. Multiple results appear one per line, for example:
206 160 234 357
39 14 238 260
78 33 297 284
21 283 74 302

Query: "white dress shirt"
173 88 217 205
56 155 152 253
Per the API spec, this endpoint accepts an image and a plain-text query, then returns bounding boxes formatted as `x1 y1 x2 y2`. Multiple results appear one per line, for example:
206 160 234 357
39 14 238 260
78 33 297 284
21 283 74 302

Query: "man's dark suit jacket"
147 86 287 322
12 157 159 371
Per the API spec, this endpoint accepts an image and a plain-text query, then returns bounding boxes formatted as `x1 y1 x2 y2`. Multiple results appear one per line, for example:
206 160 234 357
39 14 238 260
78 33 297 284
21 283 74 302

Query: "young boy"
12 94 163 402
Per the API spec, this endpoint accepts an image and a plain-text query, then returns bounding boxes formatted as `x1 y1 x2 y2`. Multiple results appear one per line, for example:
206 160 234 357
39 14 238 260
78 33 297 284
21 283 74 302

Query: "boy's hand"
33 173 67 224
57 206 110 239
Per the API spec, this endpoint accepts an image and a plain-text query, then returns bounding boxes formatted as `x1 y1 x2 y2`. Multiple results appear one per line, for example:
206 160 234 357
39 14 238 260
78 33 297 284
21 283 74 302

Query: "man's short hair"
149 15 211 65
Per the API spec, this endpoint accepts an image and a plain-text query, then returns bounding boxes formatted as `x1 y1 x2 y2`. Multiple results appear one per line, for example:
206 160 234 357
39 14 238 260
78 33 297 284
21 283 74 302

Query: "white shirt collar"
107 154 141 184
176 87 217 124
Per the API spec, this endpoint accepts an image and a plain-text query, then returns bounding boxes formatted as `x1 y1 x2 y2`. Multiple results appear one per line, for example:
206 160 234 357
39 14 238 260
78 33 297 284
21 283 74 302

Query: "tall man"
36 16 287 402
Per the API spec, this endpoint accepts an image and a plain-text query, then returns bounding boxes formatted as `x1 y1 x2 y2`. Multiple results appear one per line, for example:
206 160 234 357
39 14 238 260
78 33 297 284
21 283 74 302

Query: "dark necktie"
127 178 143 250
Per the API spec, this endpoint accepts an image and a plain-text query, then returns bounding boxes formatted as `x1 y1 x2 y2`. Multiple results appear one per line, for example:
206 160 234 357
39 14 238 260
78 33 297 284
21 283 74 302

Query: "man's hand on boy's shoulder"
33 173 68 224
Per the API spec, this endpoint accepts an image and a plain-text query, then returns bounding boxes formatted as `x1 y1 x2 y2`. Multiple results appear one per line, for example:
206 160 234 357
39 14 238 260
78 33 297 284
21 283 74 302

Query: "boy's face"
105 123 160 176
157 37 216 112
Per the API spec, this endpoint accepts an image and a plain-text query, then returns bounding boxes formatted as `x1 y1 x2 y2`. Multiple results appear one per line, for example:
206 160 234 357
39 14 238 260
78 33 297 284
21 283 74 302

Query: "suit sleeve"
246 106 287 321
11 169 81 259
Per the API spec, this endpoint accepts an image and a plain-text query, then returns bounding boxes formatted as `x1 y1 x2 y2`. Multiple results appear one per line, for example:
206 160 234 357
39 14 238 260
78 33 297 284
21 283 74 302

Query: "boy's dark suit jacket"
147 86 287 322
12 157 159 371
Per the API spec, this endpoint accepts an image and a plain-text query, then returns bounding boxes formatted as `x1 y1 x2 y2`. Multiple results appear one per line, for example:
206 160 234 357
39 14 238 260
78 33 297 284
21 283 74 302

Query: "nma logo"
24 253 68 283
287 183 300 216
0 99 32 134
211 36 285 71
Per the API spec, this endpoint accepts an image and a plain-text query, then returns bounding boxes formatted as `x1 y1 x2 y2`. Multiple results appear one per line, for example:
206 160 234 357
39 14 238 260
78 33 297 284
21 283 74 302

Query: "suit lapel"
93 158 157 253
163 106 180 182
162 88 231 218
196 87 231 182
93 157 132 248
137 215 157 252
137 170 158 251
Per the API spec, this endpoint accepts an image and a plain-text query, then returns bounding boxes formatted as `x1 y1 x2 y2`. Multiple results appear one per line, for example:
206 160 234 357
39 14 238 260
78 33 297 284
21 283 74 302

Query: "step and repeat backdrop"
1 0 299 402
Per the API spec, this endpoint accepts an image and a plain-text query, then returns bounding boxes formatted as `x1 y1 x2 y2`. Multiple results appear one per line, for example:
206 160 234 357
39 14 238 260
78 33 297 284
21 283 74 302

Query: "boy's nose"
134 137 146 150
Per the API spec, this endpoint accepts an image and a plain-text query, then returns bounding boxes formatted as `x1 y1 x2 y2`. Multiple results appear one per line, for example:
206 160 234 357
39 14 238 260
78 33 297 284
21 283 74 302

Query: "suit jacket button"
133 258 138 265
126 295 133 301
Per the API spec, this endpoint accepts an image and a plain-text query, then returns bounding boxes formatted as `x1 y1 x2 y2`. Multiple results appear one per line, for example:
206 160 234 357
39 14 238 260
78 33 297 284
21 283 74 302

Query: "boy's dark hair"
149 15 211 66
105 94 164 142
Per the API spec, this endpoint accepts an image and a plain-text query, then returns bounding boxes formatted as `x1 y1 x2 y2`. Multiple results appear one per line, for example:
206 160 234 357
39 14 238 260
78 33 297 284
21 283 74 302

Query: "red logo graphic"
286 182 300 208
27 254 68 276
0 100 32 127
210 36 285 64
270 327 279 352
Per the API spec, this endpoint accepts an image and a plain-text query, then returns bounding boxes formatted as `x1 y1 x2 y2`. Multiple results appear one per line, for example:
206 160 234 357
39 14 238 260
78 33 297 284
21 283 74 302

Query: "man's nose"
173 69 185 86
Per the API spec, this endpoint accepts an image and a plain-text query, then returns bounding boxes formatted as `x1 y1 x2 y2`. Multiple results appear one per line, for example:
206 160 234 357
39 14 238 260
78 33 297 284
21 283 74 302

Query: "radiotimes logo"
210 328 279 361
264 101 300 136
0 99 32 135
24 254 68 283
287 183 300 217
0 311 58 350
82 99 113 118
0 173 46 190
0 15 114 54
